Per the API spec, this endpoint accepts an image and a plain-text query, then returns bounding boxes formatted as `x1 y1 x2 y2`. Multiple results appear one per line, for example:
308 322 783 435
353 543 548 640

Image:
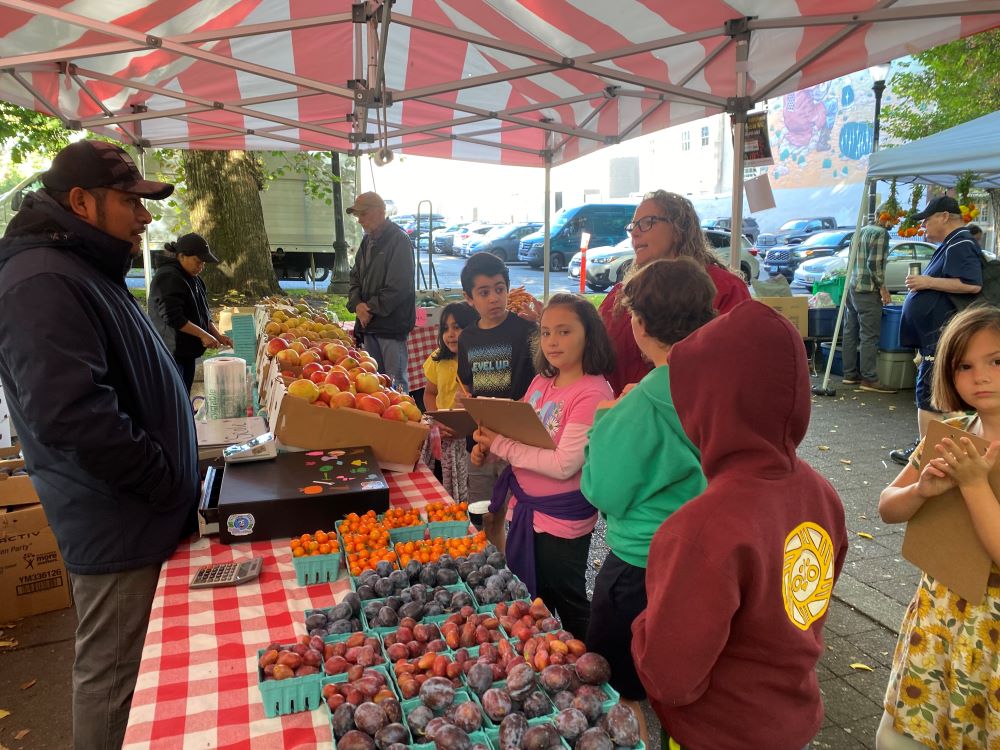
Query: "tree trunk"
180 150 280 298
988 188 1000 255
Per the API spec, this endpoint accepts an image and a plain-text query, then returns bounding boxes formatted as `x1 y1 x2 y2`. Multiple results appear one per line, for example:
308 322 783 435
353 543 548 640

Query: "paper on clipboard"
461 397 556 450
426 409 478 438
901 419 995 604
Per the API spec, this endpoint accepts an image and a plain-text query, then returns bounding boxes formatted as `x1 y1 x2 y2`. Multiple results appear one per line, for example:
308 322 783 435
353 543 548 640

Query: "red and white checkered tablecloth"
338 321 439 393
406 325 439 392
122 463 452 750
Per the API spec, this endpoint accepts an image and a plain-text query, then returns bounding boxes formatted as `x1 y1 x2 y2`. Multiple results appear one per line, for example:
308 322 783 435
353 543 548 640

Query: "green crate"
426 519 473 540
256 648 323 718
292 551 343 586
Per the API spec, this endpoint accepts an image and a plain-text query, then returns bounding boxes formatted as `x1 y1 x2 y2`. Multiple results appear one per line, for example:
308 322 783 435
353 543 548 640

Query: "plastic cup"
468 500 491 530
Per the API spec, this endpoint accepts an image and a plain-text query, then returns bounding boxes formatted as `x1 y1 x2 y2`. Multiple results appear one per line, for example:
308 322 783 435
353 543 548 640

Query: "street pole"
328 151 351 294
867 63 891 222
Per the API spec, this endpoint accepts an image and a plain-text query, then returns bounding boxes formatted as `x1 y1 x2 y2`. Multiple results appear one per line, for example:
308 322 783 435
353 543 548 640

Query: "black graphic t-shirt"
457 312 537 400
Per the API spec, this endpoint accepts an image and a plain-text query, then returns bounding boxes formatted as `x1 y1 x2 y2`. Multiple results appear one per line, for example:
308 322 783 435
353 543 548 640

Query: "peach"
331 391 356 409
301 362 324 378
400 402 422 422
266 337 288 356
317 383 340 403
324 343 349 362
356 394 385 415
382 404 408 422
337 356 360 370
355 372 380 394
275 348 300 367
288 341 306 355
325 370 351 391
358 360 378 373
299 350 322 367
287 378 320 403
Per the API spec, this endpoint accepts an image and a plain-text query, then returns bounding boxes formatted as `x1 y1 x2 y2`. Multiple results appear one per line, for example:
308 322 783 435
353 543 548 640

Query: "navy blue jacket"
148 257 212 360
0 191 199 574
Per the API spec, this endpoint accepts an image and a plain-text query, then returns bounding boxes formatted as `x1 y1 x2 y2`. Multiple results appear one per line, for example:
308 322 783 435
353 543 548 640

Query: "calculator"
189 558 263 589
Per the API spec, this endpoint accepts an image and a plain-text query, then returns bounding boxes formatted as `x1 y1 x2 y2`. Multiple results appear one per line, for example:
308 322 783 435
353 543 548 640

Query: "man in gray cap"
890 195 982 465
347 191 416 391
0 139 198 749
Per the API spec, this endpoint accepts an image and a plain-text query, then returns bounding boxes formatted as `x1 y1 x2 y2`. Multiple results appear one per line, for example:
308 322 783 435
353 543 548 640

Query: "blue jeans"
842 289 882 381
364 334 409 392
70 565 161 750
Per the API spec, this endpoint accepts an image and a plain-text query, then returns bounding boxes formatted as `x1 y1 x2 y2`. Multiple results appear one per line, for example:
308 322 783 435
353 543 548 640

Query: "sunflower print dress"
884 416 1000 749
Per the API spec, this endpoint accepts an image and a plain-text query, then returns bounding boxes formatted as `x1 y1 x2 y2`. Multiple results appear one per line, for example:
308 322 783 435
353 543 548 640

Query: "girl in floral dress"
878 306 1000 750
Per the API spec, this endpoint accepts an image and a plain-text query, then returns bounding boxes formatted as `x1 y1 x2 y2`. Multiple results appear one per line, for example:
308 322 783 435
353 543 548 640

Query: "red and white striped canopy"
2 0 998 167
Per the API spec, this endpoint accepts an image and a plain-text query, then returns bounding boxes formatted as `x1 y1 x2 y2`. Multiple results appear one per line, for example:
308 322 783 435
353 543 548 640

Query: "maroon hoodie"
631 300 847 750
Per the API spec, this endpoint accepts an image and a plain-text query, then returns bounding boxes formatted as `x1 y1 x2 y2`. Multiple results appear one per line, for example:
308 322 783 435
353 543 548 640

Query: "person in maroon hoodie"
600 190 749 396
631 300 848 750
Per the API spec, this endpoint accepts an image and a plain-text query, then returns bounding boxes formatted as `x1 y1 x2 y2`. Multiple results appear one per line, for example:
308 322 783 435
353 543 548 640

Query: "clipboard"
425 409 478 438
901 419 995 603
461 397 556 450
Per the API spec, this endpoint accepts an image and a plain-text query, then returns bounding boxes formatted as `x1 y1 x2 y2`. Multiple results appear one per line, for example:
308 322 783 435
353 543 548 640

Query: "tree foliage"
0 101 71 165
881 29 1000 141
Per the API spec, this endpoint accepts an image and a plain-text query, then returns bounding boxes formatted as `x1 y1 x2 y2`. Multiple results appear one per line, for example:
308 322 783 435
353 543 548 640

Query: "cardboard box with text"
758 296 809 337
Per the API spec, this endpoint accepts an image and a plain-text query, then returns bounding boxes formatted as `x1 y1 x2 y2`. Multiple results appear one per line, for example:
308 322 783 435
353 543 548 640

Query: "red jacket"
631 300 847 750
599 263 749 396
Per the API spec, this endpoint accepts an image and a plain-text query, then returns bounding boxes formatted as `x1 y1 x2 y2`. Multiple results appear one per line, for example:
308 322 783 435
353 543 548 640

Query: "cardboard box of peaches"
257 310 428 473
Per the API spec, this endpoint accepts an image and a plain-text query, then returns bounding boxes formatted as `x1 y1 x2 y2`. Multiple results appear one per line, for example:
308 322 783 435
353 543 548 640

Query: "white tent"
868 109 1000 189
816 109 1000 393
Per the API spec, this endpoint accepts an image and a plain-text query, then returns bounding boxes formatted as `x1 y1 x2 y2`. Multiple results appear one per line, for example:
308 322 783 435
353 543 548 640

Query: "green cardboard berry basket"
425 518 473 540
402 689 486 746
320 662 400 701
292 550 343 586
322 667 410 746
485 725 571 749
408 730 492 750
362 583 473 634
256 647 323 718
378 511 428 544
320 630 389 674
469 677 557 728
379 621 445 662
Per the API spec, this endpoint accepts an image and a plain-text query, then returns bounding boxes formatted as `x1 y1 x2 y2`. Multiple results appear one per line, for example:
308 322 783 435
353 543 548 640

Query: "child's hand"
470 443 486 466
473 425 498 453
936 437 1000 488
916 457 957 498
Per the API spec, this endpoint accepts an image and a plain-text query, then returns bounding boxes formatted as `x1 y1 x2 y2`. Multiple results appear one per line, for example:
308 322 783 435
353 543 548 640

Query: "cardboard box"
0 465 73 618
215 445 390 544
270 381 429 473
758 296 808 337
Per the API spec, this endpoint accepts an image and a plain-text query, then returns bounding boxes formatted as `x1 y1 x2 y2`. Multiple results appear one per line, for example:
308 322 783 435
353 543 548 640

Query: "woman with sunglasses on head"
598 190 750 396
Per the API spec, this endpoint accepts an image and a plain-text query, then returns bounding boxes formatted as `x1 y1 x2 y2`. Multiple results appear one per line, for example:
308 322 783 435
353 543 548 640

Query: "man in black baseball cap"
0 140 196 749
890 193 983 465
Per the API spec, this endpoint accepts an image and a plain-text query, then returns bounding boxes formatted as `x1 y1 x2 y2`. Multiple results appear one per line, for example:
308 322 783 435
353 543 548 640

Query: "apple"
309 370 328 385
331 391 356 409
382 404 408 422
317 383 340 403
356 394 385 415
301 362 324 378
324 343 349 362
287 379 320 403
266 337 288 356
324 370 351 391
354 372 380 394
400 402 422 422
275 349 301 367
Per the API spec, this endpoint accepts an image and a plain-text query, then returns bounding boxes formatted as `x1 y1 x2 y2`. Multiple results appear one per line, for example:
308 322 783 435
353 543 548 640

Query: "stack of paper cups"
203 357 248 419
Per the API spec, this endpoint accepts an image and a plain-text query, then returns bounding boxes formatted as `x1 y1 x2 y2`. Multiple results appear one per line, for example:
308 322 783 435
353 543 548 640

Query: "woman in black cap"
148 232 233 391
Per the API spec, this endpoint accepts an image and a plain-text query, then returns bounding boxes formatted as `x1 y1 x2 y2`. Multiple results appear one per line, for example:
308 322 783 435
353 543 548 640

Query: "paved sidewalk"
0 374 925 750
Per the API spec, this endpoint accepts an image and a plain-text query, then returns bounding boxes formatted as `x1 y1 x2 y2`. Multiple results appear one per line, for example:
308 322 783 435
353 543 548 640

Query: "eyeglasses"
625 215 671 233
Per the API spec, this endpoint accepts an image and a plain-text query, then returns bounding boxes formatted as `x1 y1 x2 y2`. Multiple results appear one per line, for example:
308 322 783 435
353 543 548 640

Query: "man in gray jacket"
347 191 416 391
0 140 197 749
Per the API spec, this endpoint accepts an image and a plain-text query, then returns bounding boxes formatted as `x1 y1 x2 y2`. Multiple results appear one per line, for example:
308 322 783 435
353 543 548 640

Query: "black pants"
534 531 592 641
174 355 196 393
586 550 648 699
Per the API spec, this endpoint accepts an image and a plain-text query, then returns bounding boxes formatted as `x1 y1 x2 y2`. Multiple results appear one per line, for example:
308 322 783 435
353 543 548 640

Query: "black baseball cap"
910 195 962 221
42 140 174 200
174 233 220 263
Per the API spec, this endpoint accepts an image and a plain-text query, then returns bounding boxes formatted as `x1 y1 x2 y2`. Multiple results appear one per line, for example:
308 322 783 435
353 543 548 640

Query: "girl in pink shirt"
472 294 614 639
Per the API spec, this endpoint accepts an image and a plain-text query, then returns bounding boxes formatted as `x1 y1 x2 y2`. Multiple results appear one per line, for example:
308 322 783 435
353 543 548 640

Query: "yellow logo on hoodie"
782 522 835 630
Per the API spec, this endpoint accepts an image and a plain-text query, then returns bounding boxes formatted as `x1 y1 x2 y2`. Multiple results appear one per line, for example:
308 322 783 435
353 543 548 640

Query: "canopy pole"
727 19 751 271
135 115 152 293
813 177 872 397
543 138 552 302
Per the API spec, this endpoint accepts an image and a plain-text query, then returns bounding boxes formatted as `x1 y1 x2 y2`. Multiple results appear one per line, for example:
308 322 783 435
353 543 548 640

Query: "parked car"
403 218 448 246
452 223 498 255
755 216 839 251
568 230 758 292
463 222 542 261
518 202 637 271
762 229 854 282
702 216 760 243
428 222 467 254
791 239 938 294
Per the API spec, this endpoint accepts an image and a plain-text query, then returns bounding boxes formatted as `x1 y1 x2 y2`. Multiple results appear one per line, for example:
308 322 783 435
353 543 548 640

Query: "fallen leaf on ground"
839 459 852 465
858 532 874 539
19 679 35 691
849 662 874 672
0 640 17 649
13 730 28 740
818 445 830 451
0 709 9 720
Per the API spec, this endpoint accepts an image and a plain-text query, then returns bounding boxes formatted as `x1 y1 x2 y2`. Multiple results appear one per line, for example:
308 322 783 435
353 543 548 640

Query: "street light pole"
867 62 891 222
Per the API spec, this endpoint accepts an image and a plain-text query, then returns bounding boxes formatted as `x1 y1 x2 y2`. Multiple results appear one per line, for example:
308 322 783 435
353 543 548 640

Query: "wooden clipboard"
425 409 478 438
461 397 556 450
901 419 995 603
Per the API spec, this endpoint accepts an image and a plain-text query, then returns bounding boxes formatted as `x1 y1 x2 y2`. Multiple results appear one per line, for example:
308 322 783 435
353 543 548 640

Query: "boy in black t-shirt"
457 254 537 551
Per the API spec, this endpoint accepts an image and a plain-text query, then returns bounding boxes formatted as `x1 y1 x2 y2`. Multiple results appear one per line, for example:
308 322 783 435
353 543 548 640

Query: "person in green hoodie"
582 256 717 740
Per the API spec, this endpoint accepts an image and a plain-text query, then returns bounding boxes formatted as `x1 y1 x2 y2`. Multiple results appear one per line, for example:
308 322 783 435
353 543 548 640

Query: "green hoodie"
581 365 705 568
